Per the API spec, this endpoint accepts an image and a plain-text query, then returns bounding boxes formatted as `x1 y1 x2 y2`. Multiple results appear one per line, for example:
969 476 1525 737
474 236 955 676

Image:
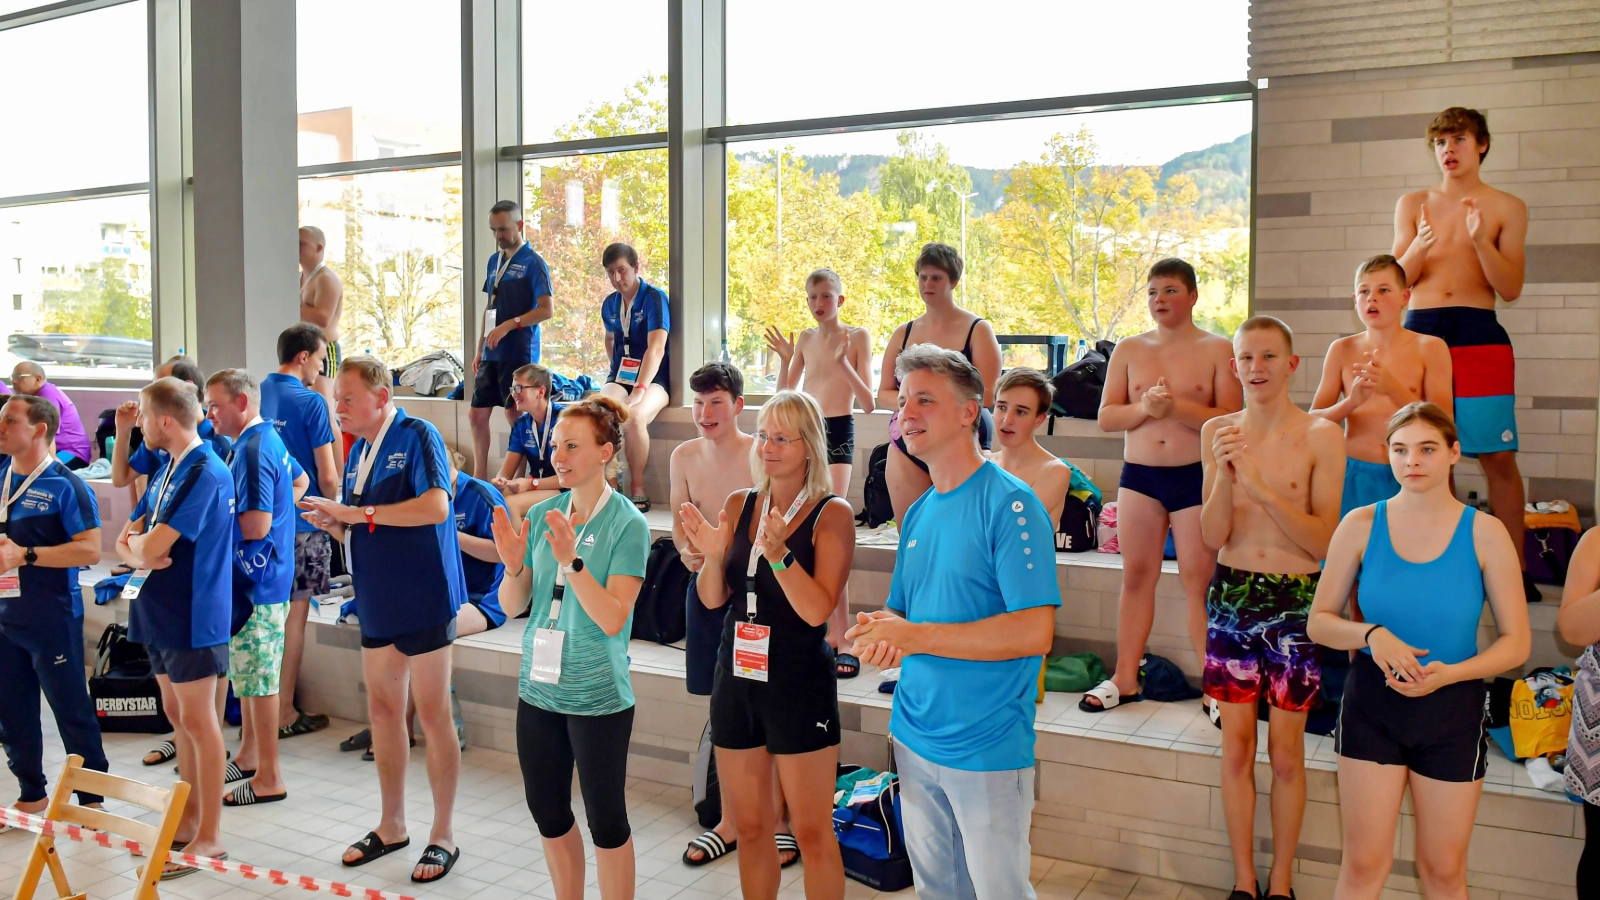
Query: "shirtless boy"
669 363 796 869
1312 255 1452 517
299 225 344 406
989 367 1074 528
763 268 875 677
1085 258 1243 712
1392 106 1536 601
1200 317 1344 900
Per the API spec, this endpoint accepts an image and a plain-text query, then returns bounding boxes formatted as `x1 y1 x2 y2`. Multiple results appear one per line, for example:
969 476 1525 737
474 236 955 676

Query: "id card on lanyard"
615 294 641 387
733 491 807 682
123 438 202 601
529 487 612 684
343 408 399 573
0 455 51 599
484 250 516 342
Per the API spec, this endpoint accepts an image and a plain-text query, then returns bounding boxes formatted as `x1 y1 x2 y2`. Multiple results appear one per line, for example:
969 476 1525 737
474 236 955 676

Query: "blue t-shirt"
506 405 565 481
260 372 337 534
342 409 466 639
129 418 232 477
886 462 1061 771
453 471 508 626
0 460 99 630
129 444 235 649
600 280 670 388
481 242 552 365
227 421 298 607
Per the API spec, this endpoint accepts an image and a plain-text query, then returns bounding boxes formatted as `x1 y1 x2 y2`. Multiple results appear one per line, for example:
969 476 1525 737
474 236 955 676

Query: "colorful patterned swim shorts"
1203 564 1321 712
229 602 289 698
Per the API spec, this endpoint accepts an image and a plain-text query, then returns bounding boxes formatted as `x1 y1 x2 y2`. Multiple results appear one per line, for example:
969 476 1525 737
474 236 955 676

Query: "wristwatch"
513 315 523 328
771 549 795 571
23 547 36 566
560 557 585 576
364 506 377 533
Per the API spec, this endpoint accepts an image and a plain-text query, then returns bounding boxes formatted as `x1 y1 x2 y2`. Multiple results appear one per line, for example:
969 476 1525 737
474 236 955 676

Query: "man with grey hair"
10 362 90 468
469 200 554 480
204 369 309 807
846 343 1060 900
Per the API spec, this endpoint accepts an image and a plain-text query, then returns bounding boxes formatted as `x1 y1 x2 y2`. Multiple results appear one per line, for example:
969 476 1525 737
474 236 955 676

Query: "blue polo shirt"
227 421 298 606
453 471 508 627
129 444 235 650
128 419 232 477
342 409 465 639
481 242 551 365
0 460 99 630
600 279 670 388
507 405 565 481
886 462 1061 772
260 372 337 534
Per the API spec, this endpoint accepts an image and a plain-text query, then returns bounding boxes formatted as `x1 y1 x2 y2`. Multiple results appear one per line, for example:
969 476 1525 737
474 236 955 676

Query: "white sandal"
1078 679 1142 713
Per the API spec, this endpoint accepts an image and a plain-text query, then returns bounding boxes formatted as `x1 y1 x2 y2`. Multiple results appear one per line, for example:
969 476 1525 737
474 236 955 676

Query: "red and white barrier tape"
0 806 420 900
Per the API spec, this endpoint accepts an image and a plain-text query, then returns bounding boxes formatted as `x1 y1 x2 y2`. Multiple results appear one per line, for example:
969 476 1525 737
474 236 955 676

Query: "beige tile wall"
1254 53 1600 515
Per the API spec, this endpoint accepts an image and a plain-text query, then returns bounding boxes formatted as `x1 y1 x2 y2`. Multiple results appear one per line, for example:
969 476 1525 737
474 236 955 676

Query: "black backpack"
631 537 690 644
1050 339 1116 419
857 443 893 528
1056 492 1101 552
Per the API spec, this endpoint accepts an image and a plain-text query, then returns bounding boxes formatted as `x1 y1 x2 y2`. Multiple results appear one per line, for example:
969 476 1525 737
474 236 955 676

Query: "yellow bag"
1510 669 1575 759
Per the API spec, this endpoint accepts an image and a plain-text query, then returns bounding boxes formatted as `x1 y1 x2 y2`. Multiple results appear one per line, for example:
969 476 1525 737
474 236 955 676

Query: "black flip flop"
143 740 176 766
411 844 460 883
835 652 860 679
682 831 736 867
340 729 372 752
224 783 287 807
342 831 410 868
222 761 256 784
776 833 801 869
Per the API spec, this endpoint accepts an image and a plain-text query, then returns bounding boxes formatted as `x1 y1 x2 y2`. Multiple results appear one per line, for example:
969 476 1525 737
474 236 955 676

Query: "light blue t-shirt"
886 461 1061 772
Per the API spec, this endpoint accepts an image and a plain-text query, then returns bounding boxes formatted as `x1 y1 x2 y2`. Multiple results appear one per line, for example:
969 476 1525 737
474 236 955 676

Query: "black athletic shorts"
1336 651 1488 783
361 618 457 657
147 644 230 684
824 415 856 466
471 360 518 409
710 659 840 755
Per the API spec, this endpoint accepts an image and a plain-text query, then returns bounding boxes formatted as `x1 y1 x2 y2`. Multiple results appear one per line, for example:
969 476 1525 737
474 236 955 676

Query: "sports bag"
833 771 914 891
1057 492 1100 552
1050 339 1115 419
88 624 171 733
631 537 690 645
1525 504 1582 587
692 720 721 828
857 443 893 528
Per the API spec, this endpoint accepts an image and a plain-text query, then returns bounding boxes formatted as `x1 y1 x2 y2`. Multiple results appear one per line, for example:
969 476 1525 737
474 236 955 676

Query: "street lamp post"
928 180 979 302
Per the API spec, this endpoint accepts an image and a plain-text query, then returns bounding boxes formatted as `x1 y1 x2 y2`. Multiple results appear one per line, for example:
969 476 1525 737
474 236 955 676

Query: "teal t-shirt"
517 490 651 715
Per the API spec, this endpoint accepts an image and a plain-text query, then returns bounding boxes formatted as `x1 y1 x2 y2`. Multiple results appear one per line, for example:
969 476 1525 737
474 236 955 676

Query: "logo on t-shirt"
385 452 407 470
583 534 596 546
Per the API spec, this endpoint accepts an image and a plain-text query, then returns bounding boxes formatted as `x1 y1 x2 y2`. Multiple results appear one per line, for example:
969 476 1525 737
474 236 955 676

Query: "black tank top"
718 490 836 680
894 317 982 388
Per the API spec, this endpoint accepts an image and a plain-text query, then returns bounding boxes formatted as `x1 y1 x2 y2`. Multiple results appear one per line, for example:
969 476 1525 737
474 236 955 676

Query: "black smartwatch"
560 557 585 576
23 547 37 566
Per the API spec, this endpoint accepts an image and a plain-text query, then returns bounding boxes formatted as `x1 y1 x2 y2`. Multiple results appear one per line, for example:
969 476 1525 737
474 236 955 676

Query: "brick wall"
1253 52 1600 514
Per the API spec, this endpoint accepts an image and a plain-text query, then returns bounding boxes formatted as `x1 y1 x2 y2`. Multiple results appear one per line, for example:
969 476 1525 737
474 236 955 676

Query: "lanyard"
153 437 204 525
744 490 807 620
489 246 518 306
619 290 635 340
351 407 399 501
0 455 52 524
226 417 266 466
529 409 554 463
304 261 325 286
550 486 612 623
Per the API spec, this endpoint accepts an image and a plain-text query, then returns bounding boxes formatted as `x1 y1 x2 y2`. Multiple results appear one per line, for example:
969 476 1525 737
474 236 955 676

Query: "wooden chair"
11 754 190 900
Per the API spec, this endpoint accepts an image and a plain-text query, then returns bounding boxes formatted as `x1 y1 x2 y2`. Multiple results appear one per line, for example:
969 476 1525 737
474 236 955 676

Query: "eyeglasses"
754 432 801 449
508 384 539 395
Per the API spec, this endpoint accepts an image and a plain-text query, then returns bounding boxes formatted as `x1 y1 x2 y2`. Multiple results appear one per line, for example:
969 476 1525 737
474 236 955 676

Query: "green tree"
38 257 152 340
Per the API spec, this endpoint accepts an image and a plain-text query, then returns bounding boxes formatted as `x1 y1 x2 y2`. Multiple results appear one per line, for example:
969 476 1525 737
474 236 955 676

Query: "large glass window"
519 0 667 145
725 102 1253 383
726 0 1248 125
0 2 149 196
298 167 463 368
0 194 154 380
522 149 668 381
296 0 461 165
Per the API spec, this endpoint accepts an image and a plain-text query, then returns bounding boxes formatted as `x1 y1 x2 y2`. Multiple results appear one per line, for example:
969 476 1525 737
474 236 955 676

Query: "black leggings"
516 700 634 850
1581 802 1600 899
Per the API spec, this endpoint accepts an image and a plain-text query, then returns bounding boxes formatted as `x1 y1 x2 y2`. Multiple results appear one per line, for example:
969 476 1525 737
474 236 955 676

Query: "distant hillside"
735 132 1251 220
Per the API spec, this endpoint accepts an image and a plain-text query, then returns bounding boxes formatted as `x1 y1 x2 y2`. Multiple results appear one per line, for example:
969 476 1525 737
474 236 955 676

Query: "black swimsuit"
890 317 993 469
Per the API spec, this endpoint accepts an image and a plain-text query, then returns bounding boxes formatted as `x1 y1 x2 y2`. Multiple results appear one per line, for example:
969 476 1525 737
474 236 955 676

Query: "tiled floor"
0 714 1222 900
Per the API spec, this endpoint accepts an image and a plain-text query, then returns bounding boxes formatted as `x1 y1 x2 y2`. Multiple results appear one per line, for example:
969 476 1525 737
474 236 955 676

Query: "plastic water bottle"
1075 339 1088 361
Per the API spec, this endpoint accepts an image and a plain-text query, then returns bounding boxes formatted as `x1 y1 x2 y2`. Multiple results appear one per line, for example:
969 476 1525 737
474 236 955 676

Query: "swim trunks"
824 415 855 466
229 602 288 698
1405 307 1517 457
321 340 342 379
1203 564 1321 712
1118 461 1203 513
1341 457 1401 519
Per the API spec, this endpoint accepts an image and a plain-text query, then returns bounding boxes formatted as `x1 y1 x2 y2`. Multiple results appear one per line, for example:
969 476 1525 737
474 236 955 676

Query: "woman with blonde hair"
1308 402 1528 899
680 390 853 900
491 394 652 900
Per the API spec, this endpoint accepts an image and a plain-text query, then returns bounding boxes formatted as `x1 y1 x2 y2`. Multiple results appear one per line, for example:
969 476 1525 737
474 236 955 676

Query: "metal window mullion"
503 132 670 160
0 0 134 32
708 81 1256 144
0 182 150 209
297 151 463 180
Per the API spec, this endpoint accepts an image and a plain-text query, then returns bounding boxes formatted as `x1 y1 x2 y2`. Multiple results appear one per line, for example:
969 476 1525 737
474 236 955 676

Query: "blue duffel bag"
832 772 914 892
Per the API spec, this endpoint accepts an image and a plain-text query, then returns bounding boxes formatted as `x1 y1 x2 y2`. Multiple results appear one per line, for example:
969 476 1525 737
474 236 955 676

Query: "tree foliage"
38 257 151 339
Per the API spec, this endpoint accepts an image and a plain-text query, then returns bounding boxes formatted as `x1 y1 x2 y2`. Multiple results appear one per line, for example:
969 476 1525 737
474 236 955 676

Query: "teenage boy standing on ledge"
1392 106 1535 601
